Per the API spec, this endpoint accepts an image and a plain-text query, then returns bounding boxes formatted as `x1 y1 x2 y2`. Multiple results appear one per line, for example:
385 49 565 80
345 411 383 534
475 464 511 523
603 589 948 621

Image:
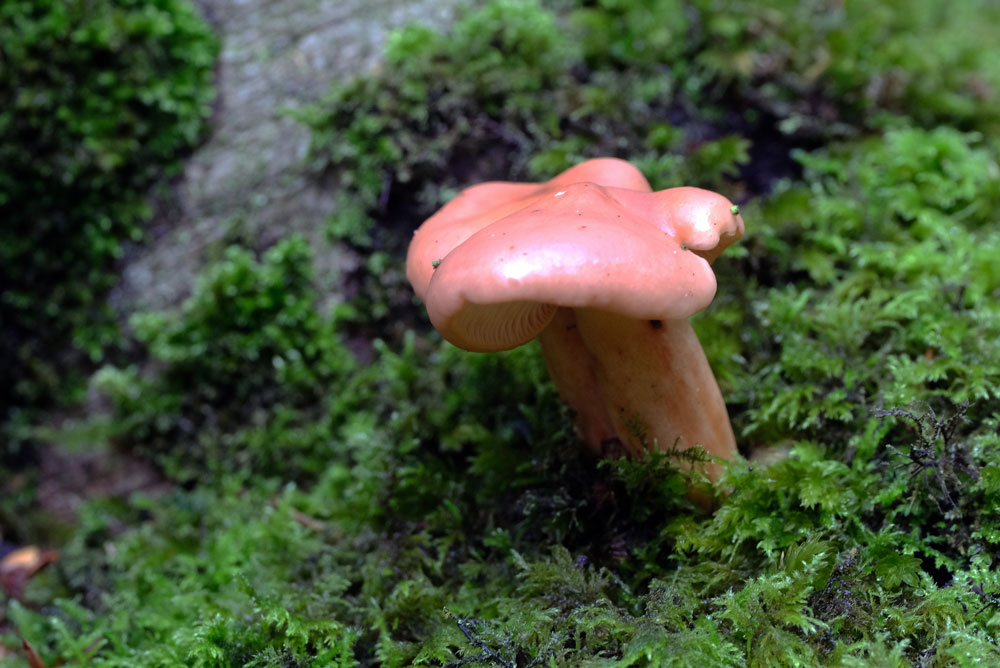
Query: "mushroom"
406 158 744 480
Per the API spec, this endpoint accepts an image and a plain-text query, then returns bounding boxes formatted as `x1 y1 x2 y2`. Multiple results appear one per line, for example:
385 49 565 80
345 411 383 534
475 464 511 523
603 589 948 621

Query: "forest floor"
33 0 465 530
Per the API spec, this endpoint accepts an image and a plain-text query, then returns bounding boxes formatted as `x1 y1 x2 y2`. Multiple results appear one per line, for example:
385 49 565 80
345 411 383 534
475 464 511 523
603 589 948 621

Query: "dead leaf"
22 640 47 668
1 546 59 599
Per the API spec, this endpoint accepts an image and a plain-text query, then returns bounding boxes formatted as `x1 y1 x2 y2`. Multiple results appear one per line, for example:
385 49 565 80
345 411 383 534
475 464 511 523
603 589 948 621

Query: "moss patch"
5 0 1000 666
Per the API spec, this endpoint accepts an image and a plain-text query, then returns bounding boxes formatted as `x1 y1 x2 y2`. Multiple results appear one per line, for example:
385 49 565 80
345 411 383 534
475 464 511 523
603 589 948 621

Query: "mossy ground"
4 0 1000 666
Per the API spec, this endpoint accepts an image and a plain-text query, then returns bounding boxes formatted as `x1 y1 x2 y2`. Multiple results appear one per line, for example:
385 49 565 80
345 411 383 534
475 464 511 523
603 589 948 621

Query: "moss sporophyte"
407 158 744 481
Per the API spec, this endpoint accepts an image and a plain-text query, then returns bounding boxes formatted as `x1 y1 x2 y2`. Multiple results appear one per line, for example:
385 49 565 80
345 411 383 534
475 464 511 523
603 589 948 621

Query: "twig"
447 615 515 668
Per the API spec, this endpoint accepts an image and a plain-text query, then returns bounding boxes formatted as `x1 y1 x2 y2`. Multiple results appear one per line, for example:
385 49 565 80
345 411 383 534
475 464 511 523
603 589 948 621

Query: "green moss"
95 238 357 483
8 0 1000 665
565 0 1000 136
703 126 1000 446
0 0 218 439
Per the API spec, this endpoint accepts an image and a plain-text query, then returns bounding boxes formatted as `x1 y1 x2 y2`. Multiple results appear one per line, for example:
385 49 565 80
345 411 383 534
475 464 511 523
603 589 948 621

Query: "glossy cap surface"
406 159 744 352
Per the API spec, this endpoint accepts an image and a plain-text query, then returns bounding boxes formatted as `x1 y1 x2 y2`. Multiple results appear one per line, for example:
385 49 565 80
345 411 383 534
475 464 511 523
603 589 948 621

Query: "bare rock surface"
114 0 463 313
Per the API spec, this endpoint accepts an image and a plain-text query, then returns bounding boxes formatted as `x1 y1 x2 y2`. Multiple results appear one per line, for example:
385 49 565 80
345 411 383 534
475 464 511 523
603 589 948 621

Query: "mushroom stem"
540 307 736 480
537 308 618 455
